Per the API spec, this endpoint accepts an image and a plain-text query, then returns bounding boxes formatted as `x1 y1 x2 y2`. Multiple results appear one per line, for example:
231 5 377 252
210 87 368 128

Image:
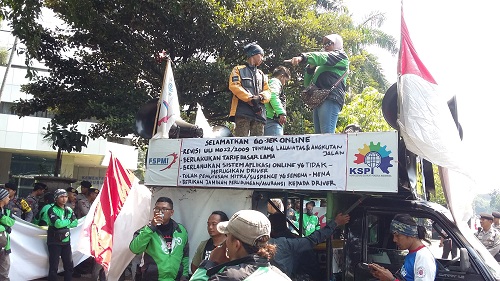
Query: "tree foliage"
337 86 392 133
43 119 89 177
1 0 397 140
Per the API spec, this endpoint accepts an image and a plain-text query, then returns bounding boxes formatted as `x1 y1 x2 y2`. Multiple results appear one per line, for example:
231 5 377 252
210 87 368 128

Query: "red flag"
89 154 134 270
398 10 436 84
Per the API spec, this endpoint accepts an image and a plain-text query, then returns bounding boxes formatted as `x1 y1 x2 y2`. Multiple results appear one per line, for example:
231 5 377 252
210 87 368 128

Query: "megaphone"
135 98 203 139
382 82 463 140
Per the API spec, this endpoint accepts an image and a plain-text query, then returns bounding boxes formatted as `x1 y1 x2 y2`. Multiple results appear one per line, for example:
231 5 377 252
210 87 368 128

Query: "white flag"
195 103 215 138
153 60 181 139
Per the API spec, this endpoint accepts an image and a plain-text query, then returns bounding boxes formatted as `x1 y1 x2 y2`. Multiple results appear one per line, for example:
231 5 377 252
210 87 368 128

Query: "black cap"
4 182 17 192
244 42 264 58
34 182 48 191
81 181 92 188
492 212 500 219
66 187 78 195
480 213 494 220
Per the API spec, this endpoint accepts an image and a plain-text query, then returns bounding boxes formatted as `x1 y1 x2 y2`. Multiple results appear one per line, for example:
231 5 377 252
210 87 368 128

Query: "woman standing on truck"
369 214 437 281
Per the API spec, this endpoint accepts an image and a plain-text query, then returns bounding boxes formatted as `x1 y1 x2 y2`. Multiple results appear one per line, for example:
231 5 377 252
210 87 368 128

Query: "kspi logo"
350 142 393 175
149 152 178 171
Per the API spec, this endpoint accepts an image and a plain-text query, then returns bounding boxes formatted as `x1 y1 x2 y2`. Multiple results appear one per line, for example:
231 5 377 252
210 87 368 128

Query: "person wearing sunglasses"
130 197 190 281
288 33 349 134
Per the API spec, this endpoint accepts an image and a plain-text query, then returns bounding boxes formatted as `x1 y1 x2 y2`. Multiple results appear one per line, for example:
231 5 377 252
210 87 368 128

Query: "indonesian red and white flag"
397 9 473 223
153 59 181 139
79 154 151 280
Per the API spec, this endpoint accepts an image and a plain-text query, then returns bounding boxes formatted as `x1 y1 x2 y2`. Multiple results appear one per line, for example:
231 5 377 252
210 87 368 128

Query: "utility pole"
0 36 18 105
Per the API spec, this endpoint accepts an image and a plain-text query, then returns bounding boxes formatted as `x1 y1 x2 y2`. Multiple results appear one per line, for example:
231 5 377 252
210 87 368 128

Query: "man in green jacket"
130 197 189 281
294 201 320 236
264 66 290 136
0 188 14 280
47 189 78 281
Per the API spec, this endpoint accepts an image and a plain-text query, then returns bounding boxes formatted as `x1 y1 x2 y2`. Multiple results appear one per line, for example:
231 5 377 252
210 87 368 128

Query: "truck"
144 130 500 281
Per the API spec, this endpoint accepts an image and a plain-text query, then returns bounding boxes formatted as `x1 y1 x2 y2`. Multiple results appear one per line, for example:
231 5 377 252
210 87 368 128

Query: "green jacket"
34 203 53 226
293 212 320 236
302 50 349 87
47 204 78 245
0 208 15 253
130 220 189 281
264 77 286 119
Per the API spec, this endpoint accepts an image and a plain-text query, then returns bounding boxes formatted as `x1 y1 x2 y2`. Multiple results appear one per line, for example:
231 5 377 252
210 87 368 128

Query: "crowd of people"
131 197 350 281
228 33 350 137
2 178 500 281
0 180 99 280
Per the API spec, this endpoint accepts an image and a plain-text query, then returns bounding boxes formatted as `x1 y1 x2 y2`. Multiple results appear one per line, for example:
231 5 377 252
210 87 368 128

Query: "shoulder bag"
301 70 348 110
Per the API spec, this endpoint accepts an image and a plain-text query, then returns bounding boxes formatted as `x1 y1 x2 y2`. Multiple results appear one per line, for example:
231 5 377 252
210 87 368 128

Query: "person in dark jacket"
0 188 14 280
3 182 33 222
190 210 291 281
228 43 271 137
47 189 78 281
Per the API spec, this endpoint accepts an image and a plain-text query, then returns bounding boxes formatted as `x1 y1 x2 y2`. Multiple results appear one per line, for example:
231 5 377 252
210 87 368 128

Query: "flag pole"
152 58 170 137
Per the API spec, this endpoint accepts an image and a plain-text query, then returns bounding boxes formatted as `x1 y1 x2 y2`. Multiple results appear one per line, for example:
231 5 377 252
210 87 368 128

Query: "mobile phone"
359 262 370 270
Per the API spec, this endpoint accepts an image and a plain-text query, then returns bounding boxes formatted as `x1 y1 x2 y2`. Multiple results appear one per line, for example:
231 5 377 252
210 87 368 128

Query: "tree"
1 0 397 140
43 119 89 177
429 165 446 207
337 86 392 132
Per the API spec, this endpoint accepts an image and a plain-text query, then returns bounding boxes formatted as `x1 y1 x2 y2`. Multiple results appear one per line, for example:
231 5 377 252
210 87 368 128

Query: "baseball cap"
81 180 92 188
480 213 494 220
217 210 270 247
66 187 78 194
54 189 68 200
34 182 48 191
4 182 17 192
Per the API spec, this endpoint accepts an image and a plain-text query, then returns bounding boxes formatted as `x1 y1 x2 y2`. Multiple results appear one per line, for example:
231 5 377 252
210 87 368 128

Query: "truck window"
363 211 485 279
366 213 407 270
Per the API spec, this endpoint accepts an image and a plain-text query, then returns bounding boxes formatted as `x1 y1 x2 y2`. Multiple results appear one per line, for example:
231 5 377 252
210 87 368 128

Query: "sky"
345 0 500 194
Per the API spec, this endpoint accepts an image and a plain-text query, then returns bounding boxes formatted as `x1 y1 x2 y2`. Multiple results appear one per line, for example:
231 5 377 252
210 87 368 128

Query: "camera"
250 99 262 114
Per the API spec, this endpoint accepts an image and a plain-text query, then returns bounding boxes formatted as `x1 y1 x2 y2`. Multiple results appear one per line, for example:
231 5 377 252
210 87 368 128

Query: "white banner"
346 131 399 192
145 132 398 193
179 134 347 190
145 138 182 186
10 217 88 281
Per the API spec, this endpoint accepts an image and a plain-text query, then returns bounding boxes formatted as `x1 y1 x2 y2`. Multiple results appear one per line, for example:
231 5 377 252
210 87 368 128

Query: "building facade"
0 20 138 197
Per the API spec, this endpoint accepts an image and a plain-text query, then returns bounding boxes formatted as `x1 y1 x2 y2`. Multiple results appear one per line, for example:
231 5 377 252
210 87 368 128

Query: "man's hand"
368 263 394 281
279 115 286 125
290 56 303 66
151 212 163 226
334 213 350 226
209 241 230 265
